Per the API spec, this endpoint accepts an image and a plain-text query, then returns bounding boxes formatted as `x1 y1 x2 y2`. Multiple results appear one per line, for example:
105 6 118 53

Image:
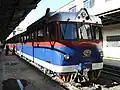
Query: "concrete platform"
104 57 120 67
0 51 64 90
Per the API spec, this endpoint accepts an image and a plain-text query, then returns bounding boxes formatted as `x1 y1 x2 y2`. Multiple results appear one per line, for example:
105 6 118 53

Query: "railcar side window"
92 26 103 40
18 36 21 42
37 28 44 41
38 30 43 36
29 32 32 40
34 30 37 40
29 33 31 40
21 36 24 42
27 35 29 40
48 23 57 40
95 27 99 40
24 36 26 41
31 32 34 40
29 32 35 40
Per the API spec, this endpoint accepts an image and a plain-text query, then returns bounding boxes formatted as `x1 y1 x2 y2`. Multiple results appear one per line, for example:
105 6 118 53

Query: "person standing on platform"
5 44 9 55
12 45 15 55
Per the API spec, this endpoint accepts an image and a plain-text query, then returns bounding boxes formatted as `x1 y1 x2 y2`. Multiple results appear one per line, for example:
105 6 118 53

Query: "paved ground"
104 59 120 67
0 51 65 90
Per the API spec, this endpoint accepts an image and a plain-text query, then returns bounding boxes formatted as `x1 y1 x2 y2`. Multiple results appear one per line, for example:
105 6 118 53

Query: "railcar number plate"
77 62 92 71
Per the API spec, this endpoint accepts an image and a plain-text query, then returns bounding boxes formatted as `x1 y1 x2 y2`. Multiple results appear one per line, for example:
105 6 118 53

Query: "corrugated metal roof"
96 8 120 25
0 0 41 41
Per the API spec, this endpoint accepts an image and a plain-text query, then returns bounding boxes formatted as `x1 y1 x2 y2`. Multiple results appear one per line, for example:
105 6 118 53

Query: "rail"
103 64 120 77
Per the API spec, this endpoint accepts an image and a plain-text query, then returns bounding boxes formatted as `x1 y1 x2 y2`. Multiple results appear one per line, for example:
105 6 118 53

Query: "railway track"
16 54 120 90
17 53 120 90
44 71 102 90
91 64 120 90
103 64 120 78
98 64 120 85
19 55 102 90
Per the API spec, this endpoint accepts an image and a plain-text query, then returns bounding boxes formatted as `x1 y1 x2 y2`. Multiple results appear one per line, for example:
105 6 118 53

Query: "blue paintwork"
16 43 102 67
22 45 33 57
16 44 22 52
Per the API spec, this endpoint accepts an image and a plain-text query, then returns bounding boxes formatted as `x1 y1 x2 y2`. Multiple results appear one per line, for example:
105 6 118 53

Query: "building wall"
103 24 120 58
88 0 120 59
55 0 84 12
56 0 120 15
87 0 120 15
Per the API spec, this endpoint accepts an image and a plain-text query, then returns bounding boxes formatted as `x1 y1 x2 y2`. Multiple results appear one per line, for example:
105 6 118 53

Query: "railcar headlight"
64 54 70 60
100 51 104 57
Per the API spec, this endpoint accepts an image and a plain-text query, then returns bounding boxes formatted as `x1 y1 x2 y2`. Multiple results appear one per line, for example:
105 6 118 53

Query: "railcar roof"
27 12 77 30
27 11 101 32
6 10 102 42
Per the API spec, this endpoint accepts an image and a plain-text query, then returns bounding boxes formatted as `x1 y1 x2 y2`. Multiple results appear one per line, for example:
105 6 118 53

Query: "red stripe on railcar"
25 42 33 46
23 40 102 47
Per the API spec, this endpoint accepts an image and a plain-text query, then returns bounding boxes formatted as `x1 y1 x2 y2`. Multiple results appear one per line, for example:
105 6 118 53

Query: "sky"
7 0 72 39
18 0 72 29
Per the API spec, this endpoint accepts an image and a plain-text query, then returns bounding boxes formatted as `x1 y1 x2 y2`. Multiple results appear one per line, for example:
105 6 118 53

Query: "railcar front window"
60 22 102 40
78 24 92 39
60 23 77 40
77 23 102 40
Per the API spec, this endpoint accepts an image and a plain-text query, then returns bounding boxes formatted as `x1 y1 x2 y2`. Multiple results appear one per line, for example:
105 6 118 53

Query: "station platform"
0 51 64 90
104 57 120 67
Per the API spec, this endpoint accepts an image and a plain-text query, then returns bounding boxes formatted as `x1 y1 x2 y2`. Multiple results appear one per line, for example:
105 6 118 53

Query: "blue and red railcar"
7 8 103 83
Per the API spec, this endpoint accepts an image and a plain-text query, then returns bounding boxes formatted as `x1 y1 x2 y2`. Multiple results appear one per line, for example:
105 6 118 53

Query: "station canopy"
0 0 41 41
96 8 120 25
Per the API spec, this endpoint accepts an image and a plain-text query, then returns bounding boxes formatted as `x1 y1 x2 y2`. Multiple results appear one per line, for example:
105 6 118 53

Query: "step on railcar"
7 8 103 84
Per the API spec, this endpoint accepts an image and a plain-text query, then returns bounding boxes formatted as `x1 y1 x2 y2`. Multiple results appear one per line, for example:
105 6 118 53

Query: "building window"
107 35 120 41
105 0 112 2
69 6 76 12
106 35 120 47
84 0 95 9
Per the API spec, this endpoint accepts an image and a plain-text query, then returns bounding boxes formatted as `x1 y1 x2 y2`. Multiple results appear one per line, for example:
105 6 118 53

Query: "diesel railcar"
7 8 103 83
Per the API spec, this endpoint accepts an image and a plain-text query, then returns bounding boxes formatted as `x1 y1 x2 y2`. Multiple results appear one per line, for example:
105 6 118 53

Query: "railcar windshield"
60 22 103 40
60 23 77 40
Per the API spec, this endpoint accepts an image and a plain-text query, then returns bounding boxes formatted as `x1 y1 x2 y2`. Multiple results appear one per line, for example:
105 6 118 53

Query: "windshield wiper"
63 18 70 34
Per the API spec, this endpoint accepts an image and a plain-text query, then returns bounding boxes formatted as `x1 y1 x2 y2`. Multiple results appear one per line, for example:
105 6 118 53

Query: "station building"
55 0 120 59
